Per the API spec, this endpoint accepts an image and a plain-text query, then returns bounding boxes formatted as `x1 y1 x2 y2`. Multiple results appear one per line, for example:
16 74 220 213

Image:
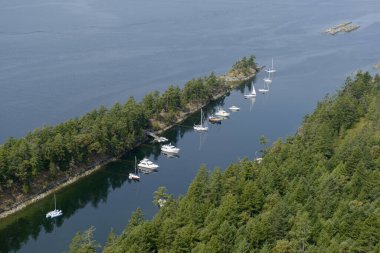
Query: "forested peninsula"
0 55 257 218
68 72 380 252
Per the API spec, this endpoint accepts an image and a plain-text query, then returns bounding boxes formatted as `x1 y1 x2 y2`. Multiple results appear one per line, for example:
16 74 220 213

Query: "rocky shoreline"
0 158 117 219
0 69 257 220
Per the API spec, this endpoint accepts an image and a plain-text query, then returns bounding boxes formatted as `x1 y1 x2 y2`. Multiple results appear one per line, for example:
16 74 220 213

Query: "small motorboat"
215 108 230 117
229 105 240 111
208 115 223 123
129 173 140 180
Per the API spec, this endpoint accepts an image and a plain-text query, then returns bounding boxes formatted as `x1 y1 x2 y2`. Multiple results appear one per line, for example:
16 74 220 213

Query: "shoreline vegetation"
71 71 380 253
0 55 258 219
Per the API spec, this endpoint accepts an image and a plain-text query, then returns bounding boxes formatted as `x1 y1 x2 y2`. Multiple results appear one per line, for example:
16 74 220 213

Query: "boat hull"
46 210 63 218
194 125 208 131
129 173 140 180
208 116 223 123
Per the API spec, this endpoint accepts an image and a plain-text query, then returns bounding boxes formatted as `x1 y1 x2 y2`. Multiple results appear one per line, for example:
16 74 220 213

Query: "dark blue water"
0 0 379 252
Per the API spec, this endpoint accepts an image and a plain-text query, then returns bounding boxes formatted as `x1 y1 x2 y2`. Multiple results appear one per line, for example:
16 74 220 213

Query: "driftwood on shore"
325 21 360 35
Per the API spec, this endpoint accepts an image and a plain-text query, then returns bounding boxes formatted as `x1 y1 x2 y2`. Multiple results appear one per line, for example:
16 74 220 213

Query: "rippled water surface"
0 0 379 252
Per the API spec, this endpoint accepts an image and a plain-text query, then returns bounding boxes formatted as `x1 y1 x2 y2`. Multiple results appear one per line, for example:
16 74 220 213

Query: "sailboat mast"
135 156 137 174
201 109 203 127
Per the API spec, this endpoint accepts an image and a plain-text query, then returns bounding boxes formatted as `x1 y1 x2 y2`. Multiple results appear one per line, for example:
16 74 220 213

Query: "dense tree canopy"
228 55 257 77
87 72 380 252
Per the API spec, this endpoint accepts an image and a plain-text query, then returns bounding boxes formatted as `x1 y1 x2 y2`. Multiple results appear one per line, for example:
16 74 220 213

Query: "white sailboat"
263 71 272 84
46 194 63 218
208 115 223 123
265 58 276 73
258 81 270 94
194 108 208 131
129 156 140 180
244 81 257 98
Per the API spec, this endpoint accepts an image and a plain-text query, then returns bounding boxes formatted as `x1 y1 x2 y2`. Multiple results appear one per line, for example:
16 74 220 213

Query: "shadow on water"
0 80 252 253
0 159 128 252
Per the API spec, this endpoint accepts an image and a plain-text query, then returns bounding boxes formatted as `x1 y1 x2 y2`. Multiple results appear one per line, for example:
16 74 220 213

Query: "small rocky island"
374 63 380 70
325 21 360 35
220 55 258 83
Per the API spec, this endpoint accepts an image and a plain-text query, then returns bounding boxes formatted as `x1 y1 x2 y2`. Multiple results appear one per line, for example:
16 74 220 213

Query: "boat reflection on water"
246 97 256 112
197 131 208 150
138 167 158 174
161 151 180 159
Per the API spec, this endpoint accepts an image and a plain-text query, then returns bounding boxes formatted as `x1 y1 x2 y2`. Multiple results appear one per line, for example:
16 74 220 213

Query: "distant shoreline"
0 69 258 220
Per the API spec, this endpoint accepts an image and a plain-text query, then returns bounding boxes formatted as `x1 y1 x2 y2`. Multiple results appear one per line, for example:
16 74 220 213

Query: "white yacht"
215 108 230 117
194 108 208 131
138 158 159 169
229 105 240 111
161 143 180 154
46 194 63 218
244 81 257 98
129 157 140 180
